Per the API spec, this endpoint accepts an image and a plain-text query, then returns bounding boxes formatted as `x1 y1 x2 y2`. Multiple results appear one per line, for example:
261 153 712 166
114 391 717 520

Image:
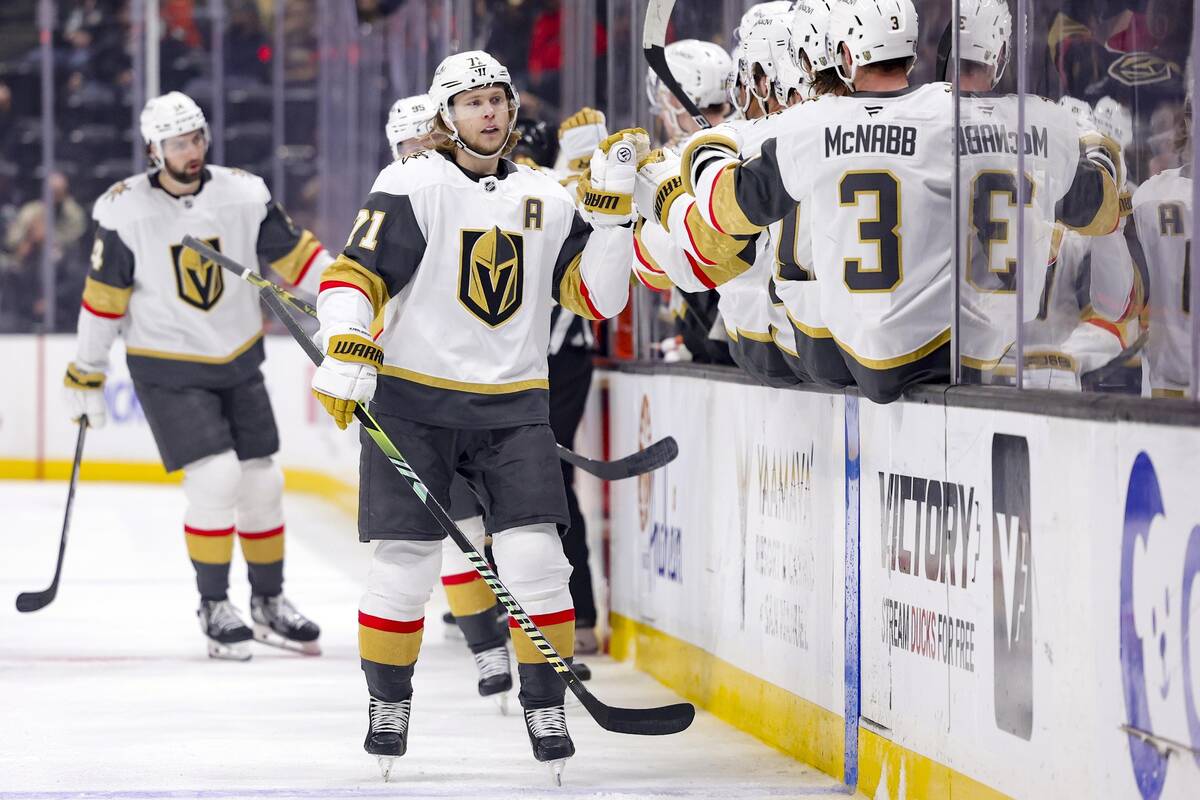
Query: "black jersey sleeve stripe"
1057 160 1121 236
551 211 592 299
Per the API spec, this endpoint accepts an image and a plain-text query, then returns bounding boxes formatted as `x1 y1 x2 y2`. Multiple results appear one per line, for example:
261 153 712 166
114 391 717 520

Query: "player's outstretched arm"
633 148 756 291
1057 132 1124 236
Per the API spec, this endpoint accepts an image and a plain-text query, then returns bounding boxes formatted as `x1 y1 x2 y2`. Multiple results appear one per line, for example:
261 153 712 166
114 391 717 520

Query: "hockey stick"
643 0 711 130
215 251 679 480
187 236 694 736
558 436 678 481
16 417 88 612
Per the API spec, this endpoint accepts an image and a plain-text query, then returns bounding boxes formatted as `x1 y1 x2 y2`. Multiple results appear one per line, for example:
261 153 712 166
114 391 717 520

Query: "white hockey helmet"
645 39 735 112
428 50 521 159
958 0 1012 86
769 15 810 105
790 0 837 78
1093 96 1134 149
140 91 209 169
829 0 920 90
1058 95 1096 131
735 1 793 45
735 7 797 110
385 94 436 159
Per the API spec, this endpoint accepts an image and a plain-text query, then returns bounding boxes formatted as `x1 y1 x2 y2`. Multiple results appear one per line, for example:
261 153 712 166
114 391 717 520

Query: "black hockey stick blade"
643 0 711 131
579 691 695 735
557 436 679 481
192 236 698 736
16 418 88 612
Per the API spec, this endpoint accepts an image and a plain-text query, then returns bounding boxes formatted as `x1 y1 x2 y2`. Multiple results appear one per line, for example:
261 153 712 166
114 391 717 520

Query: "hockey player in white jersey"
63 92 329 659
645 40 734 150
679 0 1124 402
310 50 642 780
1132 151 1194 397
956 0 1127 378
385 93 436 159
384 91 516 708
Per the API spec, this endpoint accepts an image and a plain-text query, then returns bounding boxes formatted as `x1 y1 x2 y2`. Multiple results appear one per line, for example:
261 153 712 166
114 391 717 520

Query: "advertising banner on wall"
606 371 847 718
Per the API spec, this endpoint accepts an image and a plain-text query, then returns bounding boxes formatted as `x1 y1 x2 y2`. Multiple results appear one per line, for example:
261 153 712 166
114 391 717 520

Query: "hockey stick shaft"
16 418 87 612
187 236 693 736
210 244 677 480
643 0 711 130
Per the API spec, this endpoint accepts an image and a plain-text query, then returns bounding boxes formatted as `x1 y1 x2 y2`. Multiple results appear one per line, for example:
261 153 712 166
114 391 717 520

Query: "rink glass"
7 1 1198 400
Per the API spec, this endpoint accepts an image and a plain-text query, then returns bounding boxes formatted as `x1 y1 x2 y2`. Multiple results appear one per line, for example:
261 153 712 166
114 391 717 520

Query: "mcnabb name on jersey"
958 123 1049 157
824 124 918 157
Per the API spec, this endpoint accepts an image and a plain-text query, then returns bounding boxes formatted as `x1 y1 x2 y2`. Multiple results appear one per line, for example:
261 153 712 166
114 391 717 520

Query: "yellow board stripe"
125 331 263 365
443 576 498 617
609 612 844 779
858 728 1011 800
379 365 549 394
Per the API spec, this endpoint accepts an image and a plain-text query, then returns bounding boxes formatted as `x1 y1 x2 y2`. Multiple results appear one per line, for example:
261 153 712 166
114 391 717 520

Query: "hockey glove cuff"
577 128 650 227
311 325 382 430
63 362 107 429
680 125 742 197
635 148 687 231
558 107 609 174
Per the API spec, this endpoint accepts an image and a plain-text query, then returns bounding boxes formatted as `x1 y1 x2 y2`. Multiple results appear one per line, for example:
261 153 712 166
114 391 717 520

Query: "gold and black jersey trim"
126 331 263 364
319 255 391 316
380 365 549 394
835 327 952 370
551 212 606 320
81 276 133 319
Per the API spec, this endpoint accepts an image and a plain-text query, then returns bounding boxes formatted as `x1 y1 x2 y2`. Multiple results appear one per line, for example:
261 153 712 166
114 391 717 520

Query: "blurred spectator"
225 0 269 82
1 172 88 332
527 0 608 109
0 82 14 161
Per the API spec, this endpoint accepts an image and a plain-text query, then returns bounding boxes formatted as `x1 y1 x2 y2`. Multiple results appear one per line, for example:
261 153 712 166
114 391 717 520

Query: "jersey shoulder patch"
371 151 450 196
92 173 152 228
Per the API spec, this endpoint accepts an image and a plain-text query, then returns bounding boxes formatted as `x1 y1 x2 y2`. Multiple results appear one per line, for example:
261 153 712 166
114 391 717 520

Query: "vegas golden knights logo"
458 226 524 327
171 237 224 311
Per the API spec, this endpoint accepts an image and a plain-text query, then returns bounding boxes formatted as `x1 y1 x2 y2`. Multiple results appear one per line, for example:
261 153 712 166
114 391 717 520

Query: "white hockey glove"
63 362 107 429
558 107 609 175
680 123 743 196
311 324 381 430
576 127 651 227
635 148 687 231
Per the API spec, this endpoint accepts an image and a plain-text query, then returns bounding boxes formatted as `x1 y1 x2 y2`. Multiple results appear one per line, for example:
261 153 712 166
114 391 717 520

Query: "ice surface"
0 482 855 800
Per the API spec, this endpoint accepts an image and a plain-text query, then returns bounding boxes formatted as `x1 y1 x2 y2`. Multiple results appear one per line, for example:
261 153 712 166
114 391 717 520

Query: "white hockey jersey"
77 165 331 387
1132 167 1194 396
956 93 1109 369
318 150 633 428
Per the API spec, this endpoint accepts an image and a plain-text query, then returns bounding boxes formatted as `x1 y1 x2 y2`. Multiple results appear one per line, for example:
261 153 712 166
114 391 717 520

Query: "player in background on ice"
384 91 517 706
954 0 1127 382
310 50 644 780
1132 64 1195 398
63 92 329 660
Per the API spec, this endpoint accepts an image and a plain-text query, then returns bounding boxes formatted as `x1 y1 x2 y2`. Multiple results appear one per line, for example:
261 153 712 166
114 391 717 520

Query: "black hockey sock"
362 660 416 703
192 561 231 601
517 661 570 710
239 527 285 597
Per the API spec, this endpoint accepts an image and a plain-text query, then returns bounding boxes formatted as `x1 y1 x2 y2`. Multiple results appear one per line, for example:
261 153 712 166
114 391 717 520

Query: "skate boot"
250 594 321 655
198 598 253 661
472 643 513 714
524 705 575 786
365 696 412 781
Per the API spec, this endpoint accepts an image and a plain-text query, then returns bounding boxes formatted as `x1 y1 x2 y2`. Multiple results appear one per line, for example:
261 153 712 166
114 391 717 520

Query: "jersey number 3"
840 171 902 292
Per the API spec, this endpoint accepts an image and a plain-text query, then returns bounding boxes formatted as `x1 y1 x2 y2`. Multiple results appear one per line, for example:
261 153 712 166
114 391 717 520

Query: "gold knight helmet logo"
458 226 525 327
171 237 224 311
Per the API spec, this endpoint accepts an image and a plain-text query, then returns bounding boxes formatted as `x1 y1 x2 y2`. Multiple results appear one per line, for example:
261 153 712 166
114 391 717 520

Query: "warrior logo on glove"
172 238 224 311
458 226 525 327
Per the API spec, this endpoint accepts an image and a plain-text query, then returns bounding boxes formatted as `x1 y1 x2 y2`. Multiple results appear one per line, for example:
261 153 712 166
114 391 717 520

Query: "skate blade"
490 690 511 716
548 759 567 787
207 639 251 661
377 756 396 782
253 624 321 656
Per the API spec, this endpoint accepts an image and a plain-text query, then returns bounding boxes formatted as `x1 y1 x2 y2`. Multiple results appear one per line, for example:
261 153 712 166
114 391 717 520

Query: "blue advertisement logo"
1120 452 1200 799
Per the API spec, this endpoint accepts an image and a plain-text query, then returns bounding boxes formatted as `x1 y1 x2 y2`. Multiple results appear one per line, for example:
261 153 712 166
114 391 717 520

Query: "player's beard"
164 157 204 185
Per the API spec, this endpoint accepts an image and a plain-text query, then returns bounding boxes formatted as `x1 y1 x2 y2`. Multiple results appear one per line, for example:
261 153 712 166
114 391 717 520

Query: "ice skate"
364 696 411 781
473 643 513 714
524 705 575 786
250 594 321 655
198 598 253 661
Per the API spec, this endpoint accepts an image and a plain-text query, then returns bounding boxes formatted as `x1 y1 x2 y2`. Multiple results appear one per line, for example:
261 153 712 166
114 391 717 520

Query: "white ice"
0 481 855 800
